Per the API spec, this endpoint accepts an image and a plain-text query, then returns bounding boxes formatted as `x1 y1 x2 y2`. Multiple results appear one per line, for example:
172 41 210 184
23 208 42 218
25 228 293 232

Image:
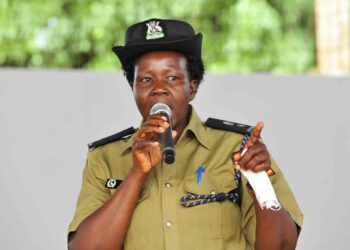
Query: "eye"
166 76 179 82
140 77 152 83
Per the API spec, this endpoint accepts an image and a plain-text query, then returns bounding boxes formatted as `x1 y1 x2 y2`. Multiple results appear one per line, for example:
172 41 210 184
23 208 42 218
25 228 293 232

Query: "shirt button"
211 190 216 195
165 182 172 188
166 221 172 228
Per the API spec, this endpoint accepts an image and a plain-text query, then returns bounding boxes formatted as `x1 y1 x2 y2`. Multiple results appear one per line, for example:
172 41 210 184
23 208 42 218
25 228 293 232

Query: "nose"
151 79 169 96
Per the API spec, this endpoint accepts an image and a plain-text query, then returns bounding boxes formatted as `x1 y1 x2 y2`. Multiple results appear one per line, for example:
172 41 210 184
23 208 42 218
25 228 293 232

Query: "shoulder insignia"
88 127 136 150
105 179 122 189
205 118 254 135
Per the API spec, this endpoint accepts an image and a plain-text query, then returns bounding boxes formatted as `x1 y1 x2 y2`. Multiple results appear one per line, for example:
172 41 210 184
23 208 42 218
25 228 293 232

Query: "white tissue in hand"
240 169 281 210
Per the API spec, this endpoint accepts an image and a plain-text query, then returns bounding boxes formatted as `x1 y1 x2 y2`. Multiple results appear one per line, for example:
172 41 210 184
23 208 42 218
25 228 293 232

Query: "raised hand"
232 122 271 173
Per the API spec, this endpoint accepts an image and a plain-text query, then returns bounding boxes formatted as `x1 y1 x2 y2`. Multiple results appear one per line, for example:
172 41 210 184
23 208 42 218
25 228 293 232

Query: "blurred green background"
0 0 315 73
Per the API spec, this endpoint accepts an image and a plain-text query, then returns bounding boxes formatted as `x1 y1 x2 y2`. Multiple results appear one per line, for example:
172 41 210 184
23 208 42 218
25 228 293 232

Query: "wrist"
130 165 148 182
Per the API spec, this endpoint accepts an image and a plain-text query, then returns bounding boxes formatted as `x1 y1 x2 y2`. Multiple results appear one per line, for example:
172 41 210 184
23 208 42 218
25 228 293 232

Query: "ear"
189 79 198 101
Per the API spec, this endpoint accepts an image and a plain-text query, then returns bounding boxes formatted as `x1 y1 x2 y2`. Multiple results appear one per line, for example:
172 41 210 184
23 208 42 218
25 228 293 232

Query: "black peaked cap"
112 18 202 69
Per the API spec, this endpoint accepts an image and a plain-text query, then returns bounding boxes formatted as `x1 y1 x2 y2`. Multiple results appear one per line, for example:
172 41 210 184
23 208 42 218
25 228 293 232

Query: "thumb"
233 152 241 161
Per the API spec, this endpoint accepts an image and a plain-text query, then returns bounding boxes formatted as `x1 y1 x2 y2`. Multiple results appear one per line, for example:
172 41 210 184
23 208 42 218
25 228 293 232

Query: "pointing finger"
246 121 264 148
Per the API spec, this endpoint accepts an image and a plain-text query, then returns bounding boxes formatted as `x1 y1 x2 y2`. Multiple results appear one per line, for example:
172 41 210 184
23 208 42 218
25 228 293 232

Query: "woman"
68 18 303 250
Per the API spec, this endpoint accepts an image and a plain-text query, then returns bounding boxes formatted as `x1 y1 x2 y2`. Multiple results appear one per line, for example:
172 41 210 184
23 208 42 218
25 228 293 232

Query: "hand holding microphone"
132 103 176 175
150 103 176 164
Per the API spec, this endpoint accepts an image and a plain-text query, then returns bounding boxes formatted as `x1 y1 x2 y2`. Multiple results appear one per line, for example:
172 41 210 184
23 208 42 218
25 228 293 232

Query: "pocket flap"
184 173 237 195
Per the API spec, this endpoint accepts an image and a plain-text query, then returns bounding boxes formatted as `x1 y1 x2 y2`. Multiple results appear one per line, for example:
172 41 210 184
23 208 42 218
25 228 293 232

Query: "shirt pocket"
183 173 241 239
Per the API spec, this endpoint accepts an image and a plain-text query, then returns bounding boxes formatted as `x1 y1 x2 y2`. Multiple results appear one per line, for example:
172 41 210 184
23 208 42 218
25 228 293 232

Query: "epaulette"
205 118 254 135
88 127 136 150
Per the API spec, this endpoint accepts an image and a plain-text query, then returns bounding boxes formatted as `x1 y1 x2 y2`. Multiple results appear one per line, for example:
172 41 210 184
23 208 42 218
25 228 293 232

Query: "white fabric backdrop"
0 68 349 249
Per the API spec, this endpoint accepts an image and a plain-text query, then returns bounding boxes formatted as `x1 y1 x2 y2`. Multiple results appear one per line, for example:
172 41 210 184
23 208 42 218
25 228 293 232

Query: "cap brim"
112 33 202 69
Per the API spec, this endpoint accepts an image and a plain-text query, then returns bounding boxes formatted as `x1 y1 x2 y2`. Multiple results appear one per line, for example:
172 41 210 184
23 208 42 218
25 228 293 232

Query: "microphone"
150 103 175 164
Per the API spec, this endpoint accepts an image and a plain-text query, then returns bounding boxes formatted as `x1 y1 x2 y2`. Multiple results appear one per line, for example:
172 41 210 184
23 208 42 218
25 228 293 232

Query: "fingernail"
235 164 241 170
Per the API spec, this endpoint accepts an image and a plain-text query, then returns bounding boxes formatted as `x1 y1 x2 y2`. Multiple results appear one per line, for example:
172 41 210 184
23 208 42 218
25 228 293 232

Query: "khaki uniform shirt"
69 108 303 250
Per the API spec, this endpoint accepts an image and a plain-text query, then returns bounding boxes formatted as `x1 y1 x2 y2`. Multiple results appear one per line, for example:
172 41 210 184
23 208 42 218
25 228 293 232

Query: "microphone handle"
159 127 175 164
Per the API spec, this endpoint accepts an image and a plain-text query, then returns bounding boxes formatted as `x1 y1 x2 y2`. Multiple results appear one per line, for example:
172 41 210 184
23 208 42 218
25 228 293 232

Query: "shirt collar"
182 105 210 149
120 130 137 154
120 105 210 154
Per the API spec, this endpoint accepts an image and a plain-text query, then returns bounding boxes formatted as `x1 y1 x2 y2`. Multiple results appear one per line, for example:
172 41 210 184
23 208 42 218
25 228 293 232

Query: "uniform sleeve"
240 157 304 246
68 150 111 234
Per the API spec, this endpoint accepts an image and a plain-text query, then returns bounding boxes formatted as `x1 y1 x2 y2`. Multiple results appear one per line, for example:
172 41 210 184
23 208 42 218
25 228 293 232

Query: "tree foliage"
0 0 315 73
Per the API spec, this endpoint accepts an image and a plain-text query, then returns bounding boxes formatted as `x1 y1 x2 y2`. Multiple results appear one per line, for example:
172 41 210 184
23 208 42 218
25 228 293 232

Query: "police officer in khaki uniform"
68 18 303 250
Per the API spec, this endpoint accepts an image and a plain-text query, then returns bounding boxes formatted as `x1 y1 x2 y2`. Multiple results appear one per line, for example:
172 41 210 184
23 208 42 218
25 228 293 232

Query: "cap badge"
146 20 164 40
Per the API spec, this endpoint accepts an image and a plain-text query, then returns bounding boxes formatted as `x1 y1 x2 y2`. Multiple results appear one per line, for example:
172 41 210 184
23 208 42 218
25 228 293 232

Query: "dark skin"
69 51 298 250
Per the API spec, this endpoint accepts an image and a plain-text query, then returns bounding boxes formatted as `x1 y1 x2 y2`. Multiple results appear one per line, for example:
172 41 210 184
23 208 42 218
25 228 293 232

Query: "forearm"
70 167 147 250
254 199 298 250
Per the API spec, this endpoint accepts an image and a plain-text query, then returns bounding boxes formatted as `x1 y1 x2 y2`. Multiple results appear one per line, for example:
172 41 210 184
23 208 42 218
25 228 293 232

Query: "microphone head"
150 103 172 119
